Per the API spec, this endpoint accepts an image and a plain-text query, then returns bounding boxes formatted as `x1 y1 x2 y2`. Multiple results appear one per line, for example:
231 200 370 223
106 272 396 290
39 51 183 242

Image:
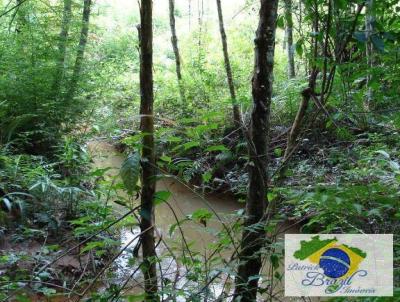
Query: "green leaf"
353 32 367 43
277 15 285 29
90 167 111 177
81 241 105 254
295 40 303 56
40 287 57 297
202 171 212 183
153 190 172 205
367 208 382 218
371 35 384 52
270 254 280 269
183 141 200 151
205 145 229 152
159 155 172 163
169 218 189 236
189 208 213 225
274 148 282 157
267 192 277 202
334 0 346 9
166 136 182 143
120 152 141 195
375 150 390 159
389 160 399 171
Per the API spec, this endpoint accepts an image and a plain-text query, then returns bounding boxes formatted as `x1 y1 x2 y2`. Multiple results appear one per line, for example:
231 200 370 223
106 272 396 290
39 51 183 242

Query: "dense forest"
0 0 399 301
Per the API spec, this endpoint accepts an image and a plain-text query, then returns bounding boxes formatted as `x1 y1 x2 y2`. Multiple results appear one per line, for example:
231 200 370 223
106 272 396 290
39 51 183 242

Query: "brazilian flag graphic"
293 236 367 280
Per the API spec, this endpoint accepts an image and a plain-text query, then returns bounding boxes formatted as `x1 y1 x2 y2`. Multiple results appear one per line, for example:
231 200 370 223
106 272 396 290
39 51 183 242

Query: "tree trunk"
365 0 375 109
281 5 320 171
138 1 158 300
52 0 72 99
233 0 278 300
283 87 312 161
284 0 295 78
15 0 26 33
216 0 241 129
168 0 186 103
197 0 203 62
66 0 92 102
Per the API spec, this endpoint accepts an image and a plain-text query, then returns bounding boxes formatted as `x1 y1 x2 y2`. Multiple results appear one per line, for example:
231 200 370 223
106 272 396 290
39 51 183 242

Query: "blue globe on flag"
319 248 351 278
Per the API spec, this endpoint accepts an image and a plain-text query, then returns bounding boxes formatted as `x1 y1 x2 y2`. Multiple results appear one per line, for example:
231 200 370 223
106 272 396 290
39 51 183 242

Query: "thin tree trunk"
365 0 374 109
281 4 319 170
14 0 25 33
216 0 241 129
66 0 92 102
138 0 158 300
282 78 314 162
197 0 203 62
233 0 278 300
168 0 186 103
284 0 295 78
52 0 72 99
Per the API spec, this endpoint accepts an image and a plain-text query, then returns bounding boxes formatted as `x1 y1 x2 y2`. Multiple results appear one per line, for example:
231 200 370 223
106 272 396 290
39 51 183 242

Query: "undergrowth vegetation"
0 0 399 301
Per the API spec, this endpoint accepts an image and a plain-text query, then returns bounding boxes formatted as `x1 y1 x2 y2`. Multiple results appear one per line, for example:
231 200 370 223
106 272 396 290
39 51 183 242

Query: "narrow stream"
87 140 242 299
87 140 304 301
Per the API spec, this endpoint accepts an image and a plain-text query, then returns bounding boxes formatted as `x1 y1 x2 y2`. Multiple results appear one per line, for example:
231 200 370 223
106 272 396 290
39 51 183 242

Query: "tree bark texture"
52 0 72 99
139 0 159 300
365 0 375 108
233 0 278 300
284 0 295 78
168 0 186 103
66 0 92 101
216 0 241 129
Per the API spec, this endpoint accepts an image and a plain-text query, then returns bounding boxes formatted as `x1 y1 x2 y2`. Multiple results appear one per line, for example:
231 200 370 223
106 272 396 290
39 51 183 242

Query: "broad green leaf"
367 208 382 218
274 148 282 157
389 160 399 171
190 208 213 226
81 241 105 254
153 190 172 205
353 32 367 43
202 171 212 183
295 40 303 56
159 155 172 163
120 152 141 195
375 150 390 159
183 141 200 151
166 136 182 143
270 254 280 269
277 15 285 29
371 35 384 52
205 145 229 152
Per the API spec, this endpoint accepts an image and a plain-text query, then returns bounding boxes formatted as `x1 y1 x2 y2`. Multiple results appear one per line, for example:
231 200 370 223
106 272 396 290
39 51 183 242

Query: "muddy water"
87 140 305 301
87 141 243 296
87 140 241 249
